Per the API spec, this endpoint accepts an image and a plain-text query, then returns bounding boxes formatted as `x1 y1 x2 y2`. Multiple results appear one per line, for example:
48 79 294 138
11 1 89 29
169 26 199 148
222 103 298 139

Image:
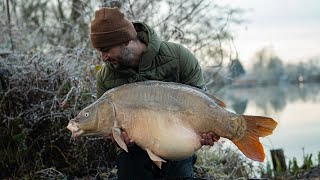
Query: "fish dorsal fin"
207 94 226 108
182 84 226 108
146 148 166 169
112 127 128 152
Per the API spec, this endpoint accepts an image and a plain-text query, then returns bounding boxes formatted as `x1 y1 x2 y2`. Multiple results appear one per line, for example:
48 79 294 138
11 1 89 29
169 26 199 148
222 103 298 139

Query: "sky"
222 0 320 68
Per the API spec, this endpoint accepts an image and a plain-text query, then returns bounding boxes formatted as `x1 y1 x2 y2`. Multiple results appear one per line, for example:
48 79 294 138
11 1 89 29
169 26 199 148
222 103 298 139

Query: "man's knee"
116 147 158 180
163 155 196 179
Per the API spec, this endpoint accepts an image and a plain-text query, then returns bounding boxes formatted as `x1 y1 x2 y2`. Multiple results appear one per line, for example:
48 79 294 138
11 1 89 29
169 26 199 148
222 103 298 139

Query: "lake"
209 83 320 166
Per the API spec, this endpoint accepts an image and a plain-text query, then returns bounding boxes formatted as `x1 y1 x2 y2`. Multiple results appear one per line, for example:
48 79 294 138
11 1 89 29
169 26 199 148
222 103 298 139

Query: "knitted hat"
90 7 137 49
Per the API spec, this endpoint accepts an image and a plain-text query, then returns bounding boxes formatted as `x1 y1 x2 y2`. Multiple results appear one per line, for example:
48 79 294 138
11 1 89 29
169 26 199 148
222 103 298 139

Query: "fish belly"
121 108 202 160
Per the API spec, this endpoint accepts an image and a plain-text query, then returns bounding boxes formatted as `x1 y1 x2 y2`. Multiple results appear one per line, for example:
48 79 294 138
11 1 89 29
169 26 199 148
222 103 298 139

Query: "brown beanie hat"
90 7 137 49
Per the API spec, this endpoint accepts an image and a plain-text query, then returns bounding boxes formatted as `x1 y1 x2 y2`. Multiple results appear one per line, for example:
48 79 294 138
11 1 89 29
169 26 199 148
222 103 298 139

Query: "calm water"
210 83 320 166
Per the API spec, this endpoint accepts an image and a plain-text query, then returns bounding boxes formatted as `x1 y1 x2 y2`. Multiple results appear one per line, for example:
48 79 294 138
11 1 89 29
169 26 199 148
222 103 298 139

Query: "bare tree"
3 0 243 65
251 47 285 84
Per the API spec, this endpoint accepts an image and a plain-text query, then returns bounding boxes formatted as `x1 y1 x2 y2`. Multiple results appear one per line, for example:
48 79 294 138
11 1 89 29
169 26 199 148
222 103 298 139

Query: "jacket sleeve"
179 45 207 90
95 65 110 99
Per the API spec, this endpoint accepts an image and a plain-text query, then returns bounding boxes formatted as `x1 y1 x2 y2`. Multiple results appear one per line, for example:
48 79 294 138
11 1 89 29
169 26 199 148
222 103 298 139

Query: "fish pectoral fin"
112 127 128 152
146 148 166 169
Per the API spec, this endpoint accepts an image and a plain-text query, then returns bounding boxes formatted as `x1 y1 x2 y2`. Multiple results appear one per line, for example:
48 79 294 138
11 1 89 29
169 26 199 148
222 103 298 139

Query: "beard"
113 45 135 69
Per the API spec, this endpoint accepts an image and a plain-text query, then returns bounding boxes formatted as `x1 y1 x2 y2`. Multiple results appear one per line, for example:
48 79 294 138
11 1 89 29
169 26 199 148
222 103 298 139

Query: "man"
90 7 219 179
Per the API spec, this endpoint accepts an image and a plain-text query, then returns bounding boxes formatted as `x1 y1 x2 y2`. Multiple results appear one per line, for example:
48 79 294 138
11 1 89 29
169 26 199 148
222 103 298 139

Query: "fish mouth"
67 121 84 138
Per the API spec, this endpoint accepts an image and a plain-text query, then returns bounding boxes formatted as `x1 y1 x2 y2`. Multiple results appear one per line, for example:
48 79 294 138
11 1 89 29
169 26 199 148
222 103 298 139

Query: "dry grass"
194 143 256 179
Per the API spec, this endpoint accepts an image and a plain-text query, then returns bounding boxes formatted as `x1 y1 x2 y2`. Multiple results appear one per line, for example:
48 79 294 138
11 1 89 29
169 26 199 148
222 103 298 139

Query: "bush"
0 48 118 179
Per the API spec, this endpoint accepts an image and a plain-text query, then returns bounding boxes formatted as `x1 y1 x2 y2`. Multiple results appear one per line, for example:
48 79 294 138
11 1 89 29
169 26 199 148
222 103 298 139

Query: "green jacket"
96 22 206 98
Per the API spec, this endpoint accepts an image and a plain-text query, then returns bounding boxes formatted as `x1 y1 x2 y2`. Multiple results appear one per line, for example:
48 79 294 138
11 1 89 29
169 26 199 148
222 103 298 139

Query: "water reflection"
211 83 320 116
231 99 248 114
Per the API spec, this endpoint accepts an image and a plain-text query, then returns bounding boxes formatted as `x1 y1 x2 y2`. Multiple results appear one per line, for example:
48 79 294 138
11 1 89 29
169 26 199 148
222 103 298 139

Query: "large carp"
67 81 277 168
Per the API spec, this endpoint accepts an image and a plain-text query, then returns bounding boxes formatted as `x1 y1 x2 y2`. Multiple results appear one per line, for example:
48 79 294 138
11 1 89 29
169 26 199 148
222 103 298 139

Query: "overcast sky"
222 0 320 67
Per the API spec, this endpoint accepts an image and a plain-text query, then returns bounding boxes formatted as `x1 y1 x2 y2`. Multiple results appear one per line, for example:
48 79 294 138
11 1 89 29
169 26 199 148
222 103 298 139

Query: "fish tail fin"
232 115 278 162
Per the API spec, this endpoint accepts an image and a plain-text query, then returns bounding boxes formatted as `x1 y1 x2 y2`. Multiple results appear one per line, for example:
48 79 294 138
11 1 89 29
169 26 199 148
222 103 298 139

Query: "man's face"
98 44 134 69
98 44 135 69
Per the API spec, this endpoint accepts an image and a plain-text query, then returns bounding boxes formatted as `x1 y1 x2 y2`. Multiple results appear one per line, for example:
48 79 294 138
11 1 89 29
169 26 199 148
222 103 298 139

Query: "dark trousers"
116 145 196 180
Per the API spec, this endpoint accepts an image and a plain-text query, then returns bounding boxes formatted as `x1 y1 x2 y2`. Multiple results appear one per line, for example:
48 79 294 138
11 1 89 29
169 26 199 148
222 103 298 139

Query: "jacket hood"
133 22 161 73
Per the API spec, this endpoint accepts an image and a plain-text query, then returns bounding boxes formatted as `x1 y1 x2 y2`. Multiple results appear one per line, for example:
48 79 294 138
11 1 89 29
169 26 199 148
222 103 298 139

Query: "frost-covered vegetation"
248 48 320 85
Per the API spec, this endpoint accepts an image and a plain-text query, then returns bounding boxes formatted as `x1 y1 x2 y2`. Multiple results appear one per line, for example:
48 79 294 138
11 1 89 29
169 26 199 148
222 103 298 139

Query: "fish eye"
85 113 89 117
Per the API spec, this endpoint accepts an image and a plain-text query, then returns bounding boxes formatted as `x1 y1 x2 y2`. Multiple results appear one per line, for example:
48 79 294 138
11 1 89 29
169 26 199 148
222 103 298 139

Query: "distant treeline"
203 47 320 87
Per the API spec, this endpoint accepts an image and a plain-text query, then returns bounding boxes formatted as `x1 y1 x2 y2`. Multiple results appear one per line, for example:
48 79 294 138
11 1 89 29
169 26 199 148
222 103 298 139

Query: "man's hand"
200 132 220 146
120 130 135 147
104 129 135 147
